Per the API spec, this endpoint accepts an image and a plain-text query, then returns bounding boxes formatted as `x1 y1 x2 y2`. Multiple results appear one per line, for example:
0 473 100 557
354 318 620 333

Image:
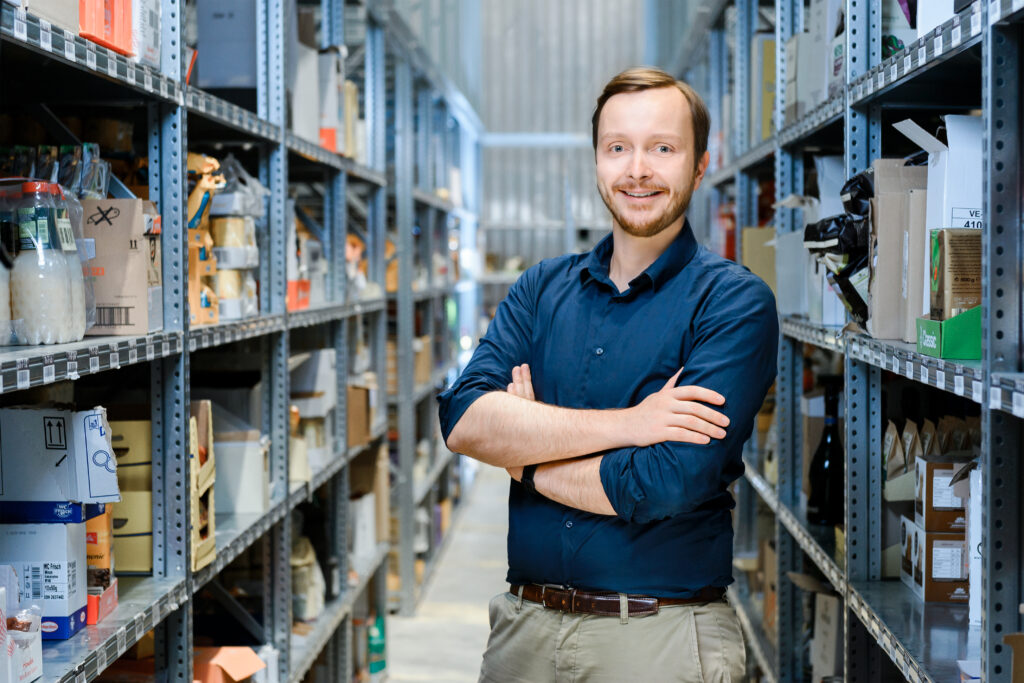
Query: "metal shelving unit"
0 0 478 680
684 0 1018 680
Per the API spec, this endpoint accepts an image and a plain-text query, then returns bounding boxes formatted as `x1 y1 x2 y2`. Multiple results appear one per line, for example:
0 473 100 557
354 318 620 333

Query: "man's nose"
627 152 652 181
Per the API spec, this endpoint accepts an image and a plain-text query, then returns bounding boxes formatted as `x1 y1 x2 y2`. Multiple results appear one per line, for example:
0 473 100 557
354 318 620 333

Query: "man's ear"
693 150 711 191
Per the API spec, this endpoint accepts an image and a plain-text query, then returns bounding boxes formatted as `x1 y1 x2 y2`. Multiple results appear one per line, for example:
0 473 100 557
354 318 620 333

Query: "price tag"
13 9 27 42
936 370 946 388
202 333 210 348
874 350 884 367
128 347 138 364
973 380 984 403
96 644 108 671
920 366 929 384
1013 392 1024 417
144 70 153 91
952 24 962 47
146 343 155 361
990 386 1001 409
189 338 197 353
972 10 982 35
890 63 899 82
918 45 927 66
934 34 944 55
116 627 127 654
64 29 75 61
16 369 29 390
892 356 900 372
877 71 885 89
42 364 55 384
86 49 97 70
134 613 146 635
110 352 120 369
127 62 136 85
107 52 117 77
90 356 99 373
67 360 78 380
160 78 168 98
954 374 965 395
39 19 52 51
76 672 86 683
904 54 912 74
905 360 915 379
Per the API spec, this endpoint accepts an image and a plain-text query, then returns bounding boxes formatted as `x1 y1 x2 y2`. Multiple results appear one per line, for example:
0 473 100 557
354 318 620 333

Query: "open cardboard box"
917 307 981 360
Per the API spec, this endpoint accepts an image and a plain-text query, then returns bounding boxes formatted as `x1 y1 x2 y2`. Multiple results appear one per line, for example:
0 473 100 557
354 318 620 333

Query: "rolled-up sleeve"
599 275 779 524
437 267 538 443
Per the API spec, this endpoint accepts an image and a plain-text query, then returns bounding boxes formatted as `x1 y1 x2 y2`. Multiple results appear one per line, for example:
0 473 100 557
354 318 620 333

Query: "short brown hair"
592 67 710 171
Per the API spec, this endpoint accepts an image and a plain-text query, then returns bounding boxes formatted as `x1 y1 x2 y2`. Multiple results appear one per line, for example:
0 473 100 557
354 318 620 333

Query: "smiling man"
438 67 778 682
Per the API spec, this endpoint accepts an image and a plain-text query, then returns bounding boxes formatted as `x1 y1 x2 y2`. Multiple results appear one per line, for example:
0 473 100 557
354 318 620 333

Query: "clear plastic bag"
211 154 270 218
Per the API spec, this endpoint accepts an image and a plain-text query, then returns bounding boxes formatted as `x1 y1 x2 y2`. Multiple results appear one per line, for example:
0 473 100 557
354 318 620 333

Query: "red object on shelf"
86 578 118 625
79 0 134 56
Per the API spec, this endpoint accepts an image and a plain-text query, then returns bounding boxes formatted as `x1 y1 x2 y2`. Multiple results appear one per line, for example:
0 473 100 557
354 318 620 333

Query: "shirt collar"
579 219 700 292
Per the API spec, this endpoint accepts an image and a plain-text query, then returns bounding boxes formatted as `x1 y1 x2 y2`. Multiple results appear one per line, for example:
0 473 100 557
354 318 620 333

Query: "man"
438 67 778 682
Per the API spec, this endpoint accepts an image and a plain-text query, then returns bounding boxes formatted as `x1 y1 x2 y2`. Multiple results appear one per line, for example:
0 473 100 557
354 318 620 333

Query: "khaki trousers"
479 590 746 682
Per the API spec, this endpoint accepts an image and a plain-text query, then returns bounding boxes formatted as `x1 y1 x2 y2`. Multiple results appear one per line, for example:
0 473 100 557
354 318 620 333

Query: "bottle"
368 614 386 681
11 182 73 345
0 191 12 345
51 184 86 341
807 375 844 526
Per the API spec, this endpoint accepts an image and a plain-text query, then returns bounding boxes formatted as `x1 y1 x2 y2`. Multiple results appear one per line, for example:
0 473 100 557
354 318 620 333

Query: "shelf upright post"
982 12 1024 680
260 0 291 678
149 0 192 678
733 0 756 266
707 27 728 247
394 55 418 616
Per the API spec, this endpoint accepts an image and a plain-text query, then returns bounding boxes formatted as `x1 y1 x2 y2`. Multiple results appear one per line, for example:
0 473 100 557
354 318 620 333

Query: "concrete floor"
388 464 509 682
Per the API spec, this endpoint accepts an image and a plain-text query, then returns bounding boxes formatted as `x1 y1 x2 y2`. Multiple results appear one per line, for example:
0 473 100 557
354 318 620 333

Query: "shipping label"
952 208 984 229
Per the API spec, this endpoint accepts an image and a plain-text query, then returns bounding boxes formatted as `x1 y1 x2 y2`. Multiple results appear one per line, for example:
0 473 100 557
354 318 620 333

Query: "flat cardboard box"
291 42 320 143
900 515 969 603
113 491 152 574
190 401 216 495
0 407 120 504
929 229 981 321
19 0 79 31
916 454 973 532
868 160 927 340
916 307 981 360
893 116 983 316
741 227 776 294
347 385 371 448
0 522 88 639
196 0 259 89
901 189 928 342
131 0 160 68
81 199 163 336
86 577 118 625
193 646 266 683
749 34 775 144
110 420 152 492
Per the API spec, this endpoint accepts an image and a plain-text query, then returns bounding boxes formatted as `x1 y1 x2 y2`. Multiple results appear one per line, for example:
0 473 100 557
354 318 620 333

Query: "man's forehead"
598 88 693 136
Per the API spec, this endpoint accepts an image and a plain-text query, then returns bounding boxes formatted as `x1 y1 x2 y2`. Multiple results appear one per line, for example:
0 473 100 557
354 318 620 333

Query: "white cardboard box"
291 43 320 143
0 524 87 640
0 408 119 504
893 116 984 315
131 0 161 68
215 441 269 516
351 493 377 565
318 49 345 153
196 0 259 89
291 350 337 419
811 592 843 683
917 0 956 39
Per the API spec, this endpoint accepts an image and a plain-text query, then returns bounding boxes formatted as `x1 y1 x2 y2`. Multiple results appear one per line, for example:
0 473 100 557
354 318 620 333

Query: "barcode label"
76 673 85 683
160 78 167 98
934 34 944 55
952 25 962 47
189 338 197 353
128 348 138 364
127 62 136 85
67 361 78 380
954 374 965 395
96 306 133 327
874 350 883 366
1013 392 1024 417
116 627 127 654
56 217 76 251
110 352 120 369
973 380 984 403
905 361 915 379
89 356 99 373
87 49 97 70
920 366 929 384
904 55 912 74
144 71 153 91
16 369 28 390
877 71 885 89
39 20 51 51
891 64 898 82
43 364 55 384
990 386 1001 409
936 370 946 388
29 565 41 600
892 356 900 372
107 52 117 77
13 9 27 41
919 46 927 66
972 10 982 35
96 644 107 671
64 30 75 61
146 344 155 361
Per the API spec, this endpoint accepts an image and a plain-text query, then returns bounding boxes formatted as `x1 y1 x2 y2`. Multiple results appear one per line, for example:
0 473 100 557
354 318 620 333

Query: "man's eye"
656 145 671 153
611 145 624 153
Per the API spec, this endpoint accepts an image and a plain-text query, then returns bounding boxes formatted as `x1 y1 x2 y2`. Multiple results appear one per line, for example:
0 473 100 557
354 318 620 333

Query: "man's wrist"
521 464 538 495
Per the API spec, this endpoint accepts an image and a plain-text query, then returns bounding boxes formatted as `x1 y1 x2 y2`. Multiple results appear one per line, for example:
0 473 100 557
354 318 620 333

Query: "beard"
598 176 695 238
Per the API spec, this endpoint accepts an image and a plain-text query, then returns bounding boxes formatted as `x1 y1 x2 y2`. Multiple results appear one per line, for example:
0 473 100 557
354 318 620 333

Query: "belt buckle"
568 588 577 614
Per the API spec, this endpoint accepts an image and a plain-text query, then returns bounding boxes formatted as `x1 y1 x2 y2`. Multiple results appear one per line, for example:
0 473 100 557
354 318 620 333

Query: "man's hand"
626 367 730 447
506 364 533 481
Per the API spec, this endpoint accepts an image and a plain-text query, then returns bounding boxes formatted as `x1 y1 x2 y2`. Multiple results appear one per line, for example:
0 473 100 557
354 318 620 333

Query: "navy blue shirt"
437 221 778 598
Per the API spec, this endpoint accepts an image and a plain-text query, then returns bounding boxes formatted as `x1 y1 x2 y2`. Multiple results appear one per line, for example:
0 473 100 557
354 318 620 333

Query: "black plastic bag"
803 213 870 258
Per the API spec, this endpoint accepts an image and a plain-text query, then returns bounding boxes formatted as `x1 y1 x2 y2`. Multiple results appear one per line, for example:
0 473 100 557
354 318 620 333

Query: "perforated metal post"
983 15 1024 682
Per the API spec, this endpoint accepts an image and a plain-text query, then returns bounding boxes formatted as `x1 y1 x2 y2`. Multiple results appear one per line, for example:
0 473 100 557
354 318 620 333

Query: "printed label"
127 62 136 85
67 361 78 380
56 216 76 251
920 366 929 384
952 207 983 228
87 49 96 70
972 380 983 403
990 386 1002 409
904 55 912 75
906 360 915 379
16 370 28 390
13 9 26 41
1013 392 1024 417
932 541 964 580
936 370 946 388
39 20 51 51
64 30 75 62
932 472 962 509
934 34 944 55
952 25 962 47
919 46 927 67
954 374 965 395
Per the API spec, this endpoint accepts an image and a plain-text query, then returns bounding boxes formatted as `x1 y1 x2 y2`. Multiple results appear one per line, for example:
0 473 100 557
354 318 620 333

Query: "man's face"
595 87 708 238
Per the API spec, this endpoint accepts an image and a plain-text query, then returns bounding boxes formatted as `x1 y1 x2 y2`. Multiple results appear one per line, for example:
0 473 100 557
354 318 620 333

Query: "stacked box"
189 401 217 572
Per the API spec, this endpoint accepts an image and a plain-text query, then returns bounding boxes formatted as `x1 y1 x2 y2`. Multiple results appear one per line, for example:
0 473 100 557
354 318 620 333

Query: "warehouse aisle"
388 464 509 681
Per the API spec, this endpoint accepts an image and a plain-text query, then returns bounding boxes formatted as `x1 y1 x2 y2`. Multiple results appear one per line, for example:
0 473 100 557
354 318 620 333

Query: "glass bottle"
807 375 844 526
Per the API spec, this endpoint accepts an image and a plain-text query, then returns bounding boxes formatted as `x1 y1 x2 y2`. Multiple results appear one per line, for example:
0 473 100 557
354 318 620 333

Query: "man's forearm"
534 457 616 516
446 392 633 468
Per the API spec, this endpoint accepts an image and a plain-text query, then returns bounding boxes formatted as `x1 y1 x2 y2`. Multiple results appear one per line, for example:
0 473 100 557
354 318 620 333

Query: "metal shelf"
42 576 188 683
188 315 287 351
848 580 976 683
780 316 846 353
743 460 845 592
0 332 182 394
286 132 344 170
706 137 776 187
411 187 456 213
388 359 456 405
185 88 280 141
1 4 183 105
777 95 845 148
728 572 777 683
288 542 389 683
846 336 984 402
991 0 1024 24
414 448 454 505
192 501 291 593
849 3 983 106
287 298 387 330
989 373 1024 418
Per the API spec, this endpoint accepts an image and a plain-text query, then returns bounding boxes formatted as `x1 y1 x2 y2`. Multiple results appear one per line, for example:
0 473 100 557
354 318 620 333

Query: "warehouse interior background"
0 0 1017 681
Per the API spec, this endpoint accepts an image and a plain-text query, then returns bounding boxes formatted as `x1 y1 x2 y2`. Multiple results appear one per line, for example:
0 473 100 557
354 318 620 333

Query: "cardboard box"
191 484 215 572
916 307 981 360
86 504 113 585
741 227 776 294
350 445 390 544
351 494 377 565
215 440 267 515
110 420 152 492
196 0 259 89
0 522 88 639
319 49 344 152
193 646 266 683
131 0 160 68
901 189 928 342
86 577 117 625
291 42 320 143
811 592 843 683
291 351 337 419
344 80 360 157
929 228 981 321
287 280 311 311
348 385 371 448
893 116 983 316
749 34 775 144
190 401 216 495
18 0 79 32
917 0 956 39
916 454 973 532
900 515 969 603
112 491 151 573
79 0 133 56
0 407 120 504
81 199 163 336
868 160 927 340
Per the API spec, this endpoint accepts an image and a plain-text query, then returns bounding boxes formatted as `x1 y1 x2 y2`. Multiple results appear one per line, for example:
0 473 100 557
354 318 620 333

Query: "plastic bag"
211 154 269 218
840 169 874 217
803 213 870 258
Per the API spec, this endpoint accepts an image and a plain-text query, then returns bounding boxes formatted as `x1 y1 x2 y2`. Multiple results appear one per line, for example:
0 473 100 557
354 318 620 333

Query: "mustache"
613 184 669 193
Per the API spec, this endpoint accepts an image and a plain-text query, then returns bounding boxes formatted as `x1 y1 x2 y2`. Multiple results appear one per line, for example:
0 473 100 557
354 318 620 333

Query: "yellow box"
110 420 152 492
191 485 216 572
112 490 153 574
190 401 216 495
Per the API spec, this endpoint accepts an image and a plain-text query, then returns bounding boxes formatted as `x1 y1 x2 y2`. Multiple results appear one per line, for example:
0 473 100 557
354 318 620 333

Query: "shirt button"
595 347 604 356
565 521 573 529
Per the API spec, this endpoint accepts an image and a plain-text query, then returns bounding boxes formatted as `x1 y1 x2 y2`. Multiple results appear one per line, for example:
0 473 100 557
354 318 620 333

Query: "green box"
916 306 981 360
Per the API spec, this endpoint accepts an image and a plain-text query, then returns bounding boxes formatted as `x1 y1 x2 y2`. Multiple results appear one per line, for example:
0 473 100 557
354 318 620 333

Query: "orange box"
320 128 338 153
193 647 266 683
86 505 114 584
86 578 118 625
287 279 311 311
79 0 133 56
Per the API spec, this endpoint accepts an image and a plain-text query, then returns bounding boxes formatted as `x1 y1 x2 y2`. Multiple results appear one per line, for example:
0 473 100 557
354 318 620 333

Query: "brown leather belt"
509 584 726 617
